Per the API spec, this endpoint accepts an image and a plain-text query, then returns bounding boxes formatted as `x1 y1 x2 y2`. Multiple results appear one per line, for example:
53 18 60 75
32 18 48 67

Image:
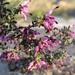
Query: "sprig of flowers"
0 0 75 73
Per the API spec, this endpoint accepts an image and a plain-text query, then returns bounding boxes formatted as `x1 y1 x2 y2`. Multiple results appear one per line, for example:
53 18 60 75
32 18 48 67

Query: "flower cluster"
34 36 61 55
43 6 59 32
0 0 75 73
0 51 20 62
19 0 31 20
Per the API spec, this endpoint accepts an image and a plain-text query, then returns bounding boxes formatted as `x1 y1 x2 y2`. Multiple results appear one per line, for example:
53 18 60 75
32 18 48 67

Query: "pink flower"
43 6 59 32
40 60 47 67
39 42 44 49
34 36 61 55
0 51 20 61
28 61 35 71
28 60 48 71
46 36 61 51
39 36 49 48
43 16 55 32
34 46 40 55
34 42 44 54
52 40 61 48
7 52 20 61
34 37 48 54
19 0 31 20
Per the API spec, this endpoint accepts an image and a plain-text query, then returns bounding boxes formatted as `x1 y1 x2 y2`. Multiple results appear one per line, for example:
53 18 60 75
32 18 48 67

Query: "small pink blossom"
48 36 61 49
0 51 20 61
34 37 49 54
43 16 55 32
28 60 48 71
7 52 20 61
34 36 61 55
43 6 59 32
52 40 61 48
28 61 35 71
19 0 31 20
39 36 49 48
34 46 39 53
39 42 44 49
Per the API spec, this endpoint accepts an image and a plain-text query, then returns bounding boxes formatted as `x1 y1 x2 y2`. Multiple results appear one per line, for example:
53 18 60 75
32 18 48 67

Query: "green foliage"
0 0 21 37
53 51 64 59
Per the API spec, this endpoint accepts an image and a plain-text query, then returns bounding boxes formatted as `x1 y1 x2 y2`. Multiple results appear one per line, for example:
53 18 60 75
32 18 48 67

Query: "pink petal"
20 0 31 20
46 6 59 16
39 42 44 49
35 46 39 52
36 62 41 68
28 61 35 70
43 21 50 30
40 60 47 65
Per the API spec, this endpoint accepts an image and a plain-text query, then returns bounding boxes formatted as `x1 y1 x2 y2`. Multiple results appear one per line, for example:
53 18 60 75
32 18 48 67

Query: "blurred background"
6 0 75 26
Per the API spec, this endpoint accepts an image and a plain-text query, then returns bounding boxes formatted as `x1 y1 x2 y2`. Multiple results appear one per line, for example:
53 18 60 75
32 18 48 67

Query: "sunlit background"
6 0 75 17
6 0 75 26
